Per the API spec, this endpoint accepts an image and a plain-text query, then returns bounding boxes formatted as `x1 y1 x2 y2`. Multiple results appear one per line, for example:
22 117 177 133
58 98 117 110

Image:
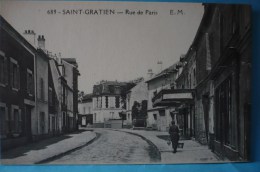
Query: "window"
100 96 102 108
10 58 20 90
115 96 120 108
153 114 157 120
159 110 165 116
62 85 66 105
27 69 34 95
62 112 66 126
11 106 21 134
40 78 44 100
96 97 98 108
83 107 86 114
94 113 96 122
215 77 232 146
40 112 45 134
108 85 115 93
48 87 53 106
189 73 191 89
115 86 120 94
0 105 8 136
105 96 108 108
193 68 196 86
0 52 8 86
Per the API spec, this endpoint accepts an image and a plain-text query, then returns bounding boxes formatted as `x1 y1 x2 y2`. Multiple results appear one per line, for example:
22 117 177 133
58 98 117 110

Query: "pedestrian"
169 121 180 153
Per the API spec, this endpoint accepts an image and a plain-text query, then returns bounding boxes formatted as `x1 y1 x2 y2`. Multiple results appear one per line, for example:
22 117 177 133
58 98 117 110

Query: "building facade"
0 16 36 150
151 4 251 161
92 81 130 128
146 64 179 131
78 94 93 127
0 15 80 150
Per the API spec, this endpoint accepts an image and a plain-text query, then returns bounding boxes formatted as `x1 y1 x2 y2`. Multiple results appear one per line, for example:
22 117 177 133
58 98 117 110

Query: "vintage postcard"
0 1 251 164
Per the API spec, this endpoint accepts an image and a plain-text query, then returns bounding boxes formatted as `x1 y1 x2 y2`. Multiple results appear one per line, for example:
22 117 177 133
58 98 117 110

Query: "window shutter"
10 62 13 87
5 106 8 121
17 65 20 89
11 108 15 132
18 109 22 132
4 58 8 85
26 72 28 93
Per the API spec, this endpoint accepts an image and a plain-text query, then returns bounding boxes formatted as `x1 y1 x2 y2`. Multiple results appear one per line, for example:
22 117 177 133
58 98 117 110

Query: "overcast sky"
0 1 204 93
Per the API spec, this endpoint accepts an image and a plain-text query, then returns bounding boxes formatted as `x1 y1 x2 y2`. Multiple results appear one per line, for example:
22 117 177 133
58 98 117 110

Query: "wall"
146 73 175 131
32 52 49 136
78 101 93 115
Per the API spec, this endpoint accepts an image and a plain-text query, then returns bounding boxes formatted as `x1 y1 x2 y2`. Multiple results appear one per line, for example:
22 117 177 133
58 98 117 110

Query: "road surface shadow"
1 130 87 159
36 132 101 164
1 135 72 159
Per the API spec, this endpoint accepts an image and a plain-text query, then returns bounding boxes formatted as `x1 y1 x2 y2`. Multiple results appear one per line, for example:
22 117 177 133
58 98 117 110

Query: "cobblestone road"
48 129 158 164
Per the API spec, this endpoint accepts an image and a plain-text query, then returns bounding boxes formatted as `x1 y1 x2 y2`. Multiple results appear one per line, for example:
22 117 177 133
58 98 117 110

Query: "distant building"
61 58 80 131
78 94 93 127
92 80 133 128
146 64 179 131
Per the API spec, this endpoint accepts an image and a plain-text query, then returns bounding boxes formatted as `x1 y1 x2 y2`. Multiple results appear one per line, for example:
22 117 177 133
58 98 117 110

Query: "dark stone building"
151 4 251 161
0 16 36 150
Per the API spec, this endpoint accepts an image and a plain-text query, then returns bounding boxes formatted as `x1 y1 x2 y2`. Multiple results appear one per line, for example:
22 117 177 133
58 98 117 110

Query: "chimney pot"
23 30 36 46
37 34 45 50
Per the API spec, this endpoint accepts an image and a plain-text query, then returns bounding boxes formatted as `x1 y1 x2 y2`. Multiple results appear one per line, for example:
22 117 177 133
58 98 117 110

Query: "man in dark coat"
169 121 180 153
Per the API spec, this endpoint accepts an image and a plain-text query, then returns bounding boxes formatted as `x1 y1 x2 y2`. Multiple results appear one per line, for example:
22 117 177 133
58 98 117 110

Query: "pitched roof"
146 62 180 83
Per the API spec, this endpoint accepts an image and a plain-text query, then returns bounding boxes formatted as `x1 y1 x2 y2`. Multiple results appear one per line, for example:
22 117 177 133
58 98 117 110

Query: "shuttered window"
10 58 20 90
11 107 22 134
0 53 8 86
27 69 34 95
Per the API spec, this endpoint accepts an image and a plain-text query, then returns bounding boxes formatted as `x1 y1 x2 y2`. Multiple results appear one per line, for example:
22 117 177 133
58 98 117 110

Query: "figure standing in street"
169 121 180 153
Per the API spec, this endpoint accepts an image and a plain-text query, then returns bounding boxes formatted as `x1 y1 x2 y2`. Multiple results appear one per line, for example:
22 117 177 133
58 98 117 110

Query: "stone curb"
35 132 99 164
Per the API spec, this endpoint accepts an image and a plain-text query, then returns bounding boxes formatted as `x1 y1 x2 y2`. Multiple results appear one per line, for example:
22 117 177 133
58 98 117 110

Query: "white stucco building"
92 81 129 128
78 94 93 127
146 64 179 131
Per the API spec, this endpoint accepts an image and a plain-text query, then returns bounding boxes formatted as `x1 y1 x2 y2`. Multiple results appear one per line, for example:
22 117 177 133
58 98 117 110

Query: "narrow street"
47 129 160 164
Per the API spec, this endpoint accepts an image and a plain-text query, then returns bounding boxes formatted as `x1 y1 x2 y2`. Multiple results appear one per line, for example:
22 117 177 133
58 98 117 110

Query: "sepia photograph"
0 1 252 164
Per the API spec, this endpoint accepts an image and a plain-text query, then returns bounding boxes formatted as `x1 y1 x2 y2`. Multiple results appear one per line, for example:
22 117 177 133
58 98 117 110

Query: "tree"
131 101 141 120
140 100 148 118
120 83 136 109
78 91 85 102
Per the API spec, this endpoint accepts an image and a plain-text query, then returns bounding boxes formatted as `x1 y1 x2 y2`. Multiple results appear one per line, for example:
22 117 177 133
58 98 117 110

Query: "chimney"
147 69 154 79
37 35 45 50
23 30 36 46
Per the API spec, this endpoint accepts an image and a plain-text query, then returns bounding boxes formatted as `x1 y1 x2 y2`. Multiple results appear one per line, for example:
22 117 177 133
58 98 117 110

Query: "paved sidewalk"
116 129 227 164
1 130 96 164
